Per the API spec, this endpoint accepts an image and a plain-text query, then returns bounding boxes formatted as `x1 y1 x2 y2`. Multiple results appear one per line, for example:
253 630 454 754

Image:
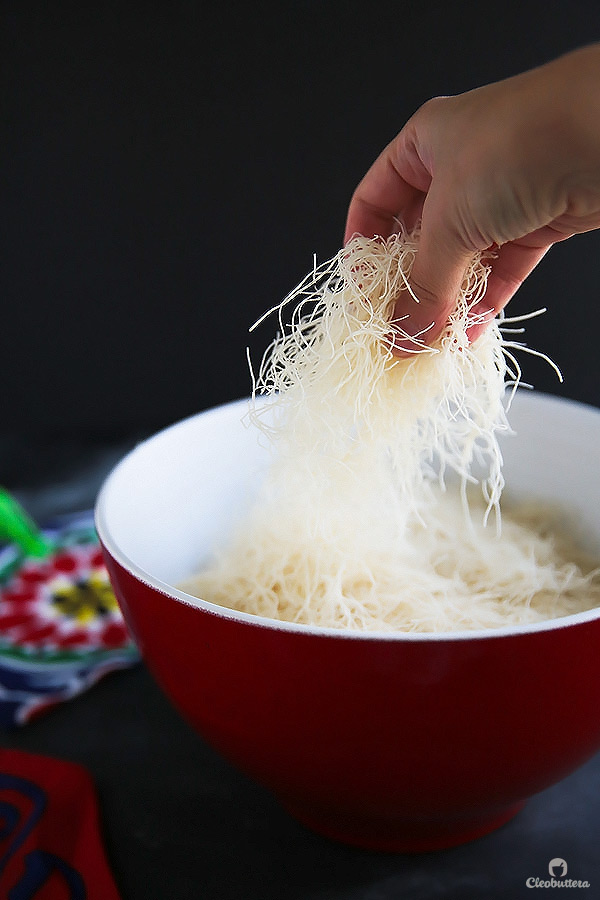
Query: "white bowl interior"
96 393 600 596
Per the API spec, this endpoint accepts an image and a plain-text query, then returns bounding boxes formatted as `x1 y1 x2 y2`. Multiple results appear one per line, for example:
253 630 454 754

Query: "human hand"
344 45 600 353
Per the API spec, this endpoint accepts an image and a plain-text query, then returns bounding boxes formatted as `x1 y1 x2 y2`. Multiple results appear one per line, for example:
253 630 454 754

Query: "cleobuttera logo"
549 859 568 878
525 857 590 889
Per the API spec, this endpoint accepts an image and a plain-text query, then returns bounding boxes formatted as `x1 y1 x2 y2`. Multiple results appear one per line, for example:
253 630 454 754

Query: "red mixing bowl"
95 392 600 852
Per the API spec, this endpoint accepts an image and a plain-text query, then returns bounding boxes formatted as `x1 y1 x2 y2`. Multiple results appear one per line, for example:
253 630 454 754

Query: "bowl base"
282 799 527 853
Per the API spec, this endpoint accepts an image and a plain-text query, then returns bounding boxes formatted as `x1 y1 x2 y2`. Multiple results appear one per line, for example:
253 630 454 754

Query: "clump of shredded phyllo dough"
181 229 600 632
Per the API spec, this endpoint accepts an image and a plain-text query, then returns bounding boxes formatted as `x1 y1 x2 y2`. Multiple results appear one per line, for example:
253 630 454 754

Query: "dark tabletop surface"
1 438 599 900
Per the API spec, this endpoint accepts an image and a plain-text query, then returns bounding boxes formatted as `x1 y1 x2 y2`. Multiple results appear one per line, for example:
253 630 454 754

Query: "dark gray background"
3 1 600 446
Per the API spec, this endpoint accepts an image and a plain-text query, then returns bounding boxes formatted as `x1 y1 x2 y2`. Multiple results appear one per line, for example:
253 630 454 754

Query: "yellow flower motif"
51 574 118 624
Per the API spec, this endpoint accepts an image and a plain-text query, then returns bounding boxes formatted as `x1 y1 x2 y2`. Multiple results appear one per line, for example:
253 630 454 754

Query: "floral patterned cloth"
0 511 138 727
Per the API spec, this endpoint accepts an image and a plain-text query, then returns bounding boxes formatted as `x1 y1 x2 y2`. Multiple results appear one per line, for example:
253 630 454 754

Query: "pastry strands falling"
182 229 599 632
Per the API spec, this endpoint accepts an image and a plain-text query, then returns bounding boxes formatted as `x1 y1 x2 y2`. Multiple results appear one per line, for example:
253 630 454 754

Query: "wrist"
545 46 600 205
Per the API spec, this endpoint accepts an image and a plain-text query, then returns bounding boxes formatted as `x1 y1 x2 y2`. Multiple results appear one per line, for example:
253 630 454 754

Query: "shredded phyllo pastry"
182 229 600 631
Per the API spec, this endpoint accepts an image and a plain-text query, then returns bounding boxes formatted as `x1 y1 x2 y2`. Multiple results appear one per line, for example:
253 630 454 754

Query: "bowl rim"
95 392 600 642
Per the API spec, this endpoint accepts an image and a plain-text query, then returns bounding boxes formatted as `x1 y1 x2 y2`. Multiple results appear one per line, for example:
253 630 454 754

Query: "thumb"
392 201 476 355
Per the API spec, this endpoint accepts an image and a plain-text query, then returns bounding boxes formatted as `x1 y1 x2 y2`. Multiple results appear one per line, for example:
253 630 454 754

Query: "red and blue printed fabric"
0 512 138 727
0 749 121 899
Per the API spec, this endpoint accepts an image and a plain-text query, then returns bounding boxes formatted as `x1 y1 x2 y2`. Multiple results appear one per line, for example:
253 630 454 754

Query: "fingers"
465 243 551 343
395 239 551 353
391 189 476 355
344 125 471 354
344 136 429 243
344 108 554 355
345 150 479 355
